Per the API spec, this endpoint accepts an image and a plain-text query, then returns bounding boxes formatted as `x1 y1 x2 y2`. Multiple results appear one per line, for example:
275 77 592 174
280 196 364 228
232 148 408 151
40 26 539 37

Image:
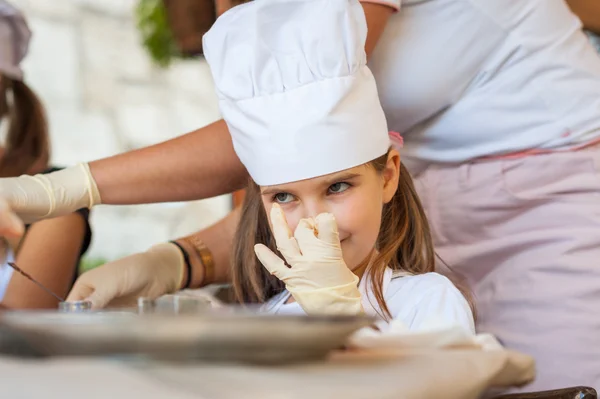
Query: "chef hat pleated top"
203 0 390 186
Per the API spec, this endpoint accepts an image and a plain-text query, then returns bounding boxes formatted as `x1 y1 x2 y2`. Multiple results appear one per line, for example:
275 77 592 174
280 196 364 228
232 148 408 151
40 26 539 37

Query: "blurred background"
11 0 235 268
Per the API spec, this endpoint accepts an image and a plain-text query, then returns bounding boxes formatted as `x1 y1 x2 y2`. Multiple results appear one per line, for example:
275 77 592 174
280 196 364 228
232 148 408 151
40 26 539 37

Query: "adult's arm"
567 0 600 34
91 120 248 204
174 205 241 287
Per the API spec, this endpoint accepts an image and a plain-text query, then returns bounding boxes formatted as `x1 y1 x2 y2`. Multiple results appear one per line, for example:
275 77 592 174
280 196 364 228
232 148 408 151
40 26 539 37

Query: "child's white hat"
203 0 390 186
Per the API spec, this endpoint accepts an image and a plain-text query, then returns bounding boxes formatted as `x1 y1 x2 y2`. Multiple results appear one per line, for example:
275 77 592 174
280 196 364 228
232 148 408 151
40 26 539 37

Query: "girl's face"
261 150 401 272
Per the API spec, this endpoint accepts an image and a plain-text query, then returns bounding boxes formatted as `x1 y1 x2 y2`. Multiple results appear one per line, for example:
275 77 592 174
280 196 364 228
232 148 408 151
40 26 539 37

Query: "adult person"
0 0 92 309
0 0 599 391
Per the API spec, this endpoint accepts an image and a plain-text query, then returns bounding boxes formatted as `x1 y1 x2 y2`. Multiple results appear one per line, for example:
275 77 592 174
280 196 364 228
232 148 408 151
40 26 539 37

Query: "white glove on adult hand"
0 163 101 224
0 197 25 238
254 204 364 316
66 242 185 309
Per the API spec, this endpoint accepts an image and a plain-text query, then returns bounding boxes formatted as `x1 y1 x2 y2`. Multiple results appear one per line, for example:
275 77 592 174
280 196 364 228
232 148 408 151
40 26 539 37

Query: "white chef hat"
203 0 390 186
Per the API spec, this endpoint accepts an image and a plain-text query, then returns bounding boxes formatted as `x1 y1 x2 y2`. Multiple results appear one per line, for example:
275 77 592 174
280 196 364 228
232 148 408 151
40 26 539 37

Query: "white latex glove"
66 243 185 309
254 204 364 315
0 197 24 239
0 163 101 224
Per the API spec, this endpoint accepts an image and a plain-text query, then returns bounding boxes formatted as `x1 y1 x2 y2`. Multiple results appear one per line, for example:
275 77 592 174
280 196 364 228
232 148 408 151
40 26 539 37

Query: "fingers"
64 279 92 303
254 243 290 280
293 218 320 254
294 213 341 253
314 213 340 245
0 198 24 238
270 204 301 258
270 205 341 259
66 275 117 309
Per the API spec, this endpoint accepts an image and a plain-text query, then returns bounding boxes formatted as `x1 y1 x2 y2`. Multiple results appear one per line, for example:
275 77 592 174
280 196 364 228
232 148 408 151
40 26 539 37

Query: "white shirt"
589 32 600 53
265 268 476 334
0 248 15 300
365 0 600 172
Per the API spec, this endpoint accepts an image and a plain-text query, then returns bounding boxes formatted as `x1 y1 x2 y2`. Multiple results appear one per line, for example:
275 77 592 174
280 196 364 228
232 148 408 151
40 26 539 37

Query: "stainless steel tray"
0 310 373 364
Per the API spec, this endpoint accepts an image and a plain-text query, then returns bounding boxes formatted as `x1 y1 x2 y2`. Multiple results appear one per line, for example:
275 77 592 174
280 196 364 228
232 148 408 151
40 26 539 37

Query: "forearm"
361 2 395 58
90 120 249 205
175 204 241 288
567 0 600 34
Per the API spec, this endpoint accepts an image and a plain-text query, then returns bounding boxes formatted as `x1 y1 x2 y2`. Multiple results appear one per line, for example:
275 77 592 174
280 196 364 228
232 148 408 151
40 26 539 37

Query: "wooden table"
0 347 534 399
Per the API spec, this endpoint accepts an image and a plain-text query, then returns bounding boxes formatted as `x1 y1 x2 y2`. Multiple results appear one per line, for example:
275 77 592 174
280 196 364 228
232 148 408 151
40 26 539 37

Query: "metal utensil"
7 262 65 302
137 295 212 315
58 300 92 312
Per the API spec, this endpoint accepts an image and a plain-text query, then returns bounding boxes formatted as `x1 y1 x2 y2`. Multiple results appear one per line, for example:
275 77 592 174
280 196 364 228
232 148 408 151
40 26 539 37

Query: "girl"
236 156 475 330
203 0 475 331
0 1 92 309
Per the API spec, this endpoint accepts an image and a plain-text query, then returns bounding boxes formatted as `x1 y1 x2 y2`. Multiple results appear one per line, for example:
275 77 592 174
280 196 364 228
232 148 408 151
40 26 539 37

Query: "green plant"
135 0 179 68
78 257 108 275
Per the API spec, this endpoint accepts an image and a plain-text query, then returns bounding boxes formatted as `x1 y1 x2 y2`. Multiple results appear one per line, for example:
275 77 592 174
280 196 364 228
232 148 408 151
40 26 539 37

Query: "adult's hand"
0 163 100 224
0 198 24 238
66 243 185 309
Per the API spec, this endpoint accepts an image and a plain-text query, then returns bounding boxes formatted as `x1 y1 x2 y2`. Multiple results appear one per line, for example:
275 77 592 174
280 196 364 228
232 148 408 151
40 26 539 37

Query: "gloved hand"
0 163 101 224
66 242 185 309
254 204 364 315
0 197 24 238
0 198 24 263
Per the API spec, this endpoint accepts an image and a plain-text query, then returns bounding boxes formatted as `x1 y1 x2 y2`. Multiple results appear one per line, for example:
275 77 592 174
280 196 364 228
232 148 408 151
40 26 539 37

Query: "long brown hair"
0 75 49 177
231 150 475 319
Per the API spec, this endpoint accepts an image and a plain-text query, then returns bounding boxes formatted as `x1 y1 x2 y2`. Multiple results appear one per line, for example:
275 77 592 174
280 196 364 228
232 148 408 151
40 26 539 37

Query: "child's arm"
2 213 87 309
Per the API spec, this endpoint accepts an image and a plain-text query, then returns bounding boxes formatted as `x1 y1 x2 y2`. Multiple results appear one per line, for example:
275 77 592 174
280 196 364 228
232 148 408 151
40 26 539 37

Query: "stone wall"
11 0 231 260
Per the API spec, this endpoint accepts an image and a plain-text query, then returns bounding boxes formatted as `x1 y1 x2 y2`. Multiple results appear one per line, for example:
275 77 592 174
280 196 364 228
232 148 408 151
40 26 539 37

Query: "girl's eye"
328 182 350 194
273 192 295 203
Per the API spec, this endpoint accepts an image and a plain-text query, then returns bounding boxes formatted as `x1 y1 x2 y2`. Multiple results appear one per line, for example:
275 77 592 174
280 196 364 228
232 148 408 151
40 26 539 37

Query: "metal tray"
0 310 373 364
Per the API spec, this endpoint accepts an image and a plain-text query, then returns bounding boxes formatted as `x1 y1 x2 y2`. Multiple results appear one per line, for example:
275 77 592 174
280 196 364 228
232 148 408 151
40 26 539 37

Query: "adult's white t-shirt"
365 0 600 172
